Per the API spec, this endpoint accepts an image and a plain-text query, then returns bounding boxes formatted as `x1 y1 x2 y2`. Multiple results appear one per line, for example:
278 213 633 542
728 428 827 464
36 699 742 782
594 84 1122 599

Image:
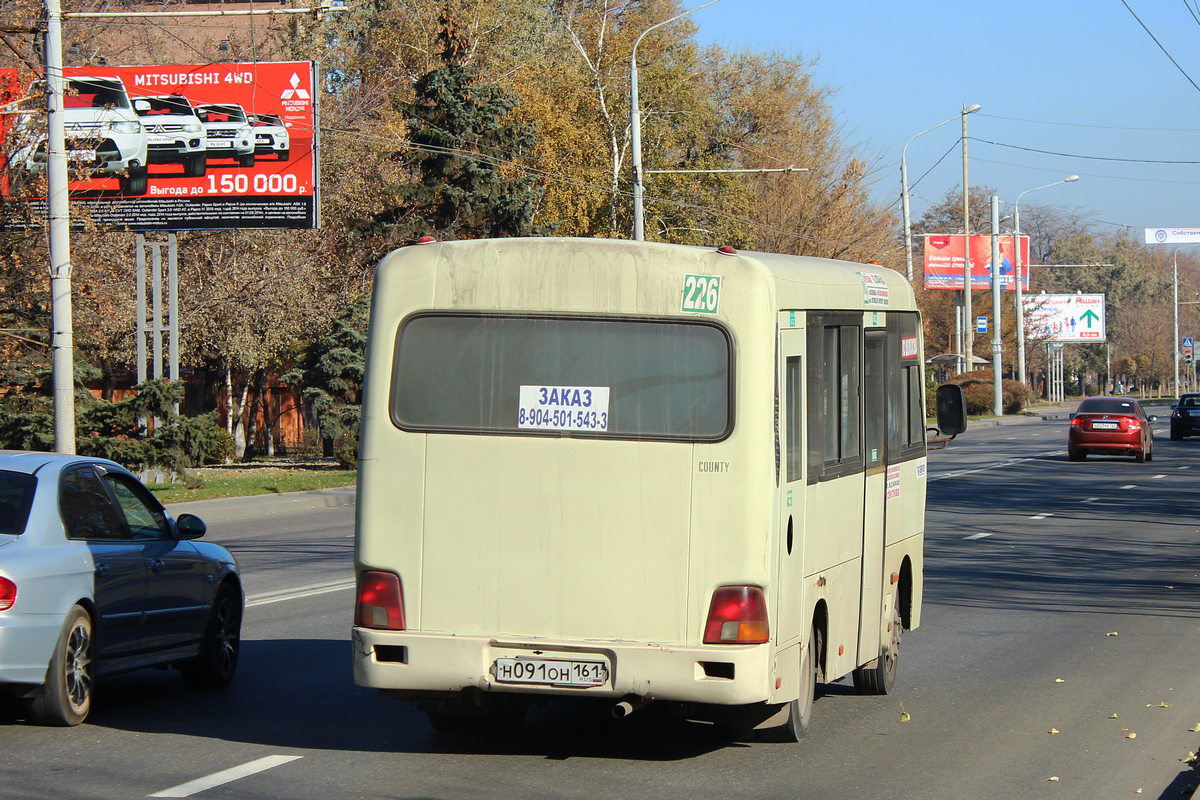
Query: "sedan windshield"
0 470 37 535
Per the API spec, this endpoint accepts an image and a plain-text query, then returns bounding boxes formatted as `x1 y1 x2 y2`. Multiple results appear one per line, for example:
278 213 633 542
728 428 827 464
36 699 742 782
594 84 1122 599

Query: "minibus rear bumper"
352 627 776 706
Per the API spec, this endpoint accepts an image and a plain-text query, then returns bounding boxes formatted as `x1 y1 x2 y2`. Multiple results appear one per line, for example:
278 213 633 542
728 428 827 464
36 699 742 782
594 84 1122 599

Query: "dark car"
1068 397 1156 462
1169 393 1200 439
0 451 242 726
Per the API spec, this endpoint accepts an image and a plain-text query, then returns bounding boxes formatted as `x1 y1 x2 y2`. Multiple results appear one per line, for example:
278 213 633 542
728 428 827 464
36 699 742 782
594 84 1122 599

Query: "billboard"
1145 227 1200 244
923 234 1030 291
1023 293 1106 342
4 61 318 230
0 68 18 197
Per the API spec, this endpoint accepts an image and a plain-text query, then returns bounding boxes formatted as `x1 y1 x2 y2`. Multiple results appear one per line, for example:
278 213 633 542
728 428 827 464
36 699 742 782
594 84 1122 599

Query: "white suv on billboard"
12 75 149 195
133 94 207 178
250 113 291 161
195 103 255 167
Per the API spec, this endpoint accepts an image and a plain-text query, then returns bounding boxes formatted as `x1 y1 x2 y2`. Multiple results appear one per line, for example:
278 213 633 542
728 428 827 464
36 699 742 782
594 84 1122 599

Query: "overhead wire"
968 136 1200 165
1120 0 1200 94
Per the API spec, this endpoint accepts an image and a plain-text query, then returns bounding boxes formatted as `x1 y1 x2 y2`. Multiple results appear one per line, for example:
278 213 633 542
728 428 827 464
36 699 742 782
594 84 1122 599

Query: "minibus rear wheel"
774 625 817 742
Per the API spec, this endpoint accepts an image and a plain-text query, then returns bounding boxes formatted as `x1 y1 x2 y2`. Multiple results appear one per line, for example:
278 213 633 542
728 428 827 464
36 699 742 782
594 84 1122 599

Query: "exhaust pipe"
612 696 649 719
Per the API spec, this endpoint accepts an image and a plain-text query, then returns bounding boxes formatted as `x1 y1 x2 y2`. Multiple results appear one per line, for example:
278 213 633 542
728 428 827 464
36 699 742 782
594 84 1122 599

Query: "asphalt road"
2 406 1199 799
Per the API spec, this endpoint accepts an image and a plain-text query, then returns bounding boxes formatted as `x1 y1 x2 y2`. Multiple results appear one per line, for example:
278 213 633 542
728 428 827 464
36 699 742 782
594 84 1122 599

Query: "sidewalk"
164 484 356 521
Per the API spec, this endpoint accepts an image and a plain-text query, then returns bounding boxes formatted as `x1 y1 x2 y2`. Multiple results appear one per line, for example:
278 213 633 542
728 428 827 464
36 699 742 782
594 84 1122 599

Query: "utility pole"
961 103 973 374
46 0 76 453
990 194 1002 416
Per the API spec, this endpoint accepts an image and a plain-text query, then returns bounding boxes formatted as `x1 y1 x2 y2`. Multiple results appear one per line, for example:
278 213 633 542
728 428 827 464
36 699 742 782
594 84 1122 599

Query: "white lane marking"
1121 484 1137 490
1152 474 1166 479
964 532 993 540
929 452 1067 481
1081 497 1099 503
1005 436 1016 440
1179 466 1191 470
246 579 356 608
1030 513 1053 520
149 755 303 798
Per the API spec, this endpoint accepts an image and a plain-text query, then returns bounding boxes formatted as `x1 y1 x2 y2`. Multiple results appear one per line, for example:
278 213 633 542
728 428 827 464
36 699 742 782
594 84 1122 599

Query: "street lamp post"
1013 175 1079 387
900 104 980 282
630 0 721 241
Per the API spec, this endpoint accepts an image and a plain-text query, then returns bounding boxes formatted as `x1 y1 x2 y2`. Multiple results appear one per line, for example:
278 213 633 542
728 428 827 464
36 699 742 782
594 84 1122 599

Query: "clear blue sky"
691 0 1200 235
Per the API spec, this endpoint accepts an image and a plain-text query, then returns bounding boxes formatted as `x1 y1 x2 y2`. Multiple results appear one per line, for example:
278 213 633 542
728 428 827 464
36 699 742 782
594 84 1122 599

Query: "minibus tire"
774 627 817 742
853 603 901 695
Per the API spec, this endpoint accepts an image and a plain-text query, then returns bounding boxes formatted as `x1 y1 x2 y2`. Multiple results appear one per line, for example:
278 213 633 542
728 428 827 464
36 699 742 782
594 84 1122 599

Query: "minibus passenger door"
776 325 807 650
858 331 887 661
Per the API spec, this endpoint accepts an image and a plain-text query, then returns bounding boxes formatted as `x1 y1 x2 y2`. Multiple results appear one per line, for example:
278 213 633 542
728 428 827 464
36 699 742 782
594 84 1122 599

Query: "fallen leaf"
1111 713 1120 719
1045 776 1060 782
1126 731 1138 739
1055 678 1065 683
900 711 911 723
1190 723 1200 733
1106 631 1118 637
1146 702 1172 709
1049 728 1061 735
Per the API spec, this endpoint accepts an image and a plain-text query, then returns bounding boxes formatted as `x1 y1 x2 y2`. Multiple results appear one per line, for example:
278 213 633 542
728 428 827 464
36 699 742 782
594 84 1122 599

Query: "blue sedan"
0 451 242 725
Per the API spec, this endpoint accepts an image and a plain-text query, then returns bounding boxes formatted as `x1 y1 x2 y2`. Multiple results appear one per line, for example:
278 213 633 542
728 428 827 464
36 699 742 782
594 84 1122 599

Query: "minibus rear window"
390 314 733 440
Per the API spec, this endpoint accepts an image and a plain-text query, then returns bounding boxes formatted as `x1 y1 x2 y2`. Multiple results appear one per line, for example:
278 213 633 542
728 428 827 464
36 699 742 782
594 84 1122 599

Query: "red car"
1068 397 1157 462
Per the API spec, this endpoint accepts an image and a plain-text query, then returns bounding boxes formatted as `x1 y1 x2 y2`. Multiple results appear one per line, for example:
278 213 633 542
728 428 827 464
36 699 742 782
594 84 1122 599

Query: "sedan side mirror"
176 513 207 540
1147 415 1158 423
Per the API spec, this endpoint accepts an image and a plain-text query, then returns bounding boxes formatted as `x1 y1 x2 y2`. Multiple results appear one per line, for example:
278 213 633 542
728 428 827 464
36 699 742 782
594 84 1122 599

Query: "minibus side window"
806 315 864 482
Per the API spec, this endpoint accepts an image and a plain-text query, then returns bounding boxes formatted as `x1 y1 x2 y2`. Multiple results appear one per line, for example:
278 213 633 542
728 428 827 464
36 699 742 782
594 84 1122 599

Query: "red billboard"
5 61 318 230
0 67 20 197
923 234 1030 291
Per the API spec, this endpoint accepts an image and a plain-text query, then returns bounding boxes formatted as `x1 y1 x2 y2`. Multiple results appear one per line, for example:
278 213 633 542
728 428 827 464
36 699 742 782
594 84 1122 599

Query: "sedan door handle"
149 559 165 573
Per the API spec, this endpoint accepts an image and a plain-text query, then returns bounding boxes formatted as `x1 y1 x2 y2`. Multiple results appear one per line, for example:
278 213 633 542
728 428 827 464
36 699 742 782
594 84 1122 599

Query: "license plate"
491 657 609 687
256 134 271 142
209 139 232 149
1092 422 1119 430
67 149 95 161
148 134 176 144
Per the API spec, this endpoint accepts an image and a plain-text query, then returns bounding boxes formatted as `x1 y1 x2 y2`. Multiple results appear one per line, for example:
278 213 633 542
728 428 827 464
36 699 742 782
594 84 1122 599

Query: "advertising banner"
1145 227 1200 244
0 68 18 196
1023 293 1106 342
922 234 1030 291
4 61 318 230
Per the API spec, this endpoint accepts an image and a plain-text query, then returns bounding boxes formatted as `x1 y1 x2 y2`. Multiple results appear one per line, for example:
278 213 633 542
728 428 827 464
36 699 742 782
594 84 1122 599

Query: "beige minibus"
352 237 965 740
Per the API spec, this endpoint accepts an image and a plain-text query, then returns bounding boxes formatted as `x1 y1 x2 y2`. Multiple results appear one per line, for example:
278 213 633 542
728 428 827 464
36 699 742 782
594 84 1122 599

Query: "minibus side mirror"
935 384 967 434
928 384 967 450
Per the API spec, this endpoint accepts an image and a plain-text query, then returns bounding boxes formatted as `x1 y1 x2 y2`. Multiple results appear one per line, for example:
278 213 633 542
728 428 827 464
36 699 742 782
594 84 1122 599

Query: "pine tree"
382 6 550 240
284 294 369 461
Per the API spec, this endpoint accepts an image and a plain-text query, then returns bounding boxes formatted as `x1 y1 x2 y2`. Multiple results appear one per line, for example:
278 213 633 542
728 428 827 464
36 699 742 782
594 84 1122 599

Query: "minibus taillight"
0 576 15 611
703 585 769 644
355 571 405 630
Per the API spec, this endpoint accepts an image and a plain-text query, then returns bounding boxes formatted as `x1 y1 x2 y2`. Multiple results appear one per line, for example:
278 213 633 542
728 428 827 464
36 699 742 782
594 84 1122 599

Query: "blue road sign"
977 316 988 333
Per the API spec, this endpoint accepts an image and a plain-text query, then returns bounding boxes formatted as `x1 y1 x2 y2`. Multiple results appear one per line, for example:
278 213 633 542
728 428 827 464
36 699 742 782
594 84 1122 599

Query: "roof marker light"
716 246 737 256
